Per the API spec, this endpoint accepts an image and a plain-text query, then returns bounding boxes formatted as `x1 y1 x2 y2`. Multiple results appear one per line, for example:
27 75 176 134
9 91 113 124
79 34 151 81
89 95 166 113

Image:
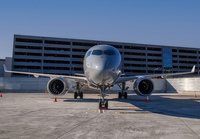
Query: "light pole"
198 69 200 76
154 68 159 74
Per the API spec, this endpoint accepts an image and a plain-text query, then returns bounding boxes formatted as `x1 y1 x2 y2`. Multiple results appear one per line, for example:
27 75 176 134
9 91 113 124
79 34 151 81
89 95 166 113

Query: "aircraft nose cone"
90 57 116 85
93 57 114 71
97 60 108 71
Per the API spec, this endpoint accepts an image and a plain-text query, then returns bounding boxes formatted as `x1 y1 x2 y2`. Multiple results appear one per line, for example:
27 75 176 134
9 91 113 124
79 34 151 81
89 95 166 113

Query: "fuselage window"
92 50 103 55
86 51 91 58
104 50 116 55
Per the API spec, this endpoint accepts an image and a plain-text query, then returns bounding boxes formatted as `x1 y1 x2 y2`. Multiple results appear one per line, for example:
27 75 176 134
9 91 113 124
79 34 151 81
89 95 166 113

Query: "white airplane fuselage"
83 45 121 89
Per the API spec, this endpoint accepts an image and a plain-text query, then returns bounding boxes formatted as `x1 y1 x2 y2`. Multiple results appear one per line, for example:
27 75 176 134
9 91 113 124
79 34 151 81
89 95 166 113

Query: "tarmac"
0 92 200 139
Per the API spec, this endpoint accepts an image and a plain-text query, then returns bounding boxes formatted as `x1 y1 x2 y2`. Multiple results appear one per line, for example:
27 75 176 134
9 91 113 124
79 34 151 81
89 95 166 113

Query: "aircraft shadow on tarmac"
58 94 200 119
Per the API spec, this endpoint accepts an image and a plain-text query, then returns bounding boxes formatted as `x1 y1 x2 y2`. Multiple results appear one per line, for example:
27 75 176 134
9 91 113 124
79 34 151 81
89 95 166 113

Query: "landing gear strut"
74 82 83 99
99 86 108 109
118 82 128 99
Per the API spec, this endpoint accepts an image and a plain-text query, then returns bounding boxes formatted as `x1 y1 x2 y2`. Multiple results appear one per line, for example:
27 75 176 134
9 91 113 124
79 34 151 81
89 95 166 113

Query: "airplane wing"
116 65 195 83
3 65 87 83
75 73 86 77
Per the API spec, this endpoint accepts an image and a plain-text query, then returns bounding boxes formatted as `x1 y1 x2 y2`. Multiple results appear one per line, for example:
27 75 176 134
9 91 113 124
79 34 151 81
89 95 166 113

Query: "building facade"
0 59 5 77
12 34 200 77
0 57 12 77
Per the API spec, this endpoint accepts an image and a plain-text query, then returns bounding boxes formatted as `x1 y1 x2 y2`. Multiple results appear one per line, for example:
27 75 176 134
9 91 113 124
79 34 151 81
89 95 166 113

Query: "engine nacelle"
133 77 154 96
47 77 69 95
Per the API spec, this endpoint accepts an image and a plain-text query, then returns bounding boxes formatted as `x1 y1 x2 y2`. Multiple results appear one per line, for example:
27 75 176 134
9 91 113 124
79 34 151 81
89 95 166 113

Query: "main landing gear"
117 82 128 99
74 82 83 99
74 91 83 99
99 86 108 110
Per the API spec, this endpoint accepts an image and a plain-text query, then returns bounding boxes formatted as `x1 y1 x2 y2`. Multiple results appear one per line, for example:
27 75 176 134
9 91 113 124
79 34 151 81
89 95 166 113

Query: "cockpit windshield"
86 51 91 58
92 50 116 56
92 50 103 55
104 50 116 55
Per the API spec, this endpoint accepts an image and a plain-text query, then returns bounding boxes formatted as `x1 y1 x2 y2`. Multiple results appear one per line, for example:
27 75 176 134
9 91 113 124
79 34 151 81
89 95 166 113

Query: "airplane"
4 45 195 109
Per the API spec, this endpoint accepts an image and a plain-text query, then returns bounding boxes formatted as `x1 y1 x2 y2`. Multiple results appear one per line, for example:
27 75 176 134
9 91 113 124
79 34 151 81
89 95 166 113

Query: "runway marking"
113 94 118 98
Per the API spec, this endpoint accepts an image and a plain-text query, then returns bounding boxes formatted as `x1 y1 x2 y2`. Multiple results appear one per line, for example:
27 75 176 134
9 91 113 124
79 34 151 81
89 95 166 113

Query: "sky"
0 0 200 59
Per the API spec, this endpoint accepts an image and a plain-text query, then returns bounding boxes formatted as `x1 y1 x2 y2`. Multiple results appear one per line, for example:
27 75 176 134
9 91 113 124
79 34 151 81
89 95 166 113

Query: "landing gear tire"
80 92 83 99
74 92 78 99
98 100 108 109
99 100 102 108
118 92 122 99
124 92 127 99
105 101 108 109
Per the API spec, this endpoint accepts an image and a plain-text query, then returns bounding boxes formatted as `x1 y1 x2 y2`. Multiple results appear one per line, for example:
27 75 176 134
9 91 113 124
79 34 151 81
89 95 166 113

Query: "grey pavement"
0 92 200 139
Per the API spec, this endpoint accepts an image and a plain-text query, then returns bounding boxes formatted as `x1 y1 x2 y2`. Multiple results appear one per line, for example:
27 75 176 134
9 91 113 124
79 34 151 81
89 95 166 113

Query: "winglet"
3 64 8 72
191 65 195 73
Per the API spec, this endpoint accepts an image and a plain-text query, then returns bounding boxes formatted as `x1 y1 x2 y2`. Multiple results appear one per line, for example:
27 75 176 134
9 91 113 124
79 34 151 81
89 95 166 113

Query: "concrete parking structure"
12 35 200 77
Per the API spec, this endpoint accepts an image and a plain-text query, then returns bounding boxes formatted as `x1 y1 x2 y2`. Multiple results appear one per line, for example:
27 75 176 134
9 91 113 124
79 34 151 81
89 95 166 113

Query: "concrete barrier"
0 77 49 93
167 77 200 94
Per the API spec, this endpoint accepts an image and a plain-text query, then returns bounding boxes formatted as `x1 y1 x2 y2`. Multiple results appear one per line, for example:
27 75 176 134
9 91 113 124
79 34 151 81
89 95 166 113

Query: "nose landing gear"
99 86 108 110
99 100 108 110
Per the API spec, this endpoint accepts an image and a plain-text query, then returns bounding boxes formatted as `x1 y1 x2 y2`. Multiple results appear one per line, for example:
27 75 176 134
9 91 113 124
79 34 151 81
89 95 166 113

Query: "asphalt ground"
0 92 200 139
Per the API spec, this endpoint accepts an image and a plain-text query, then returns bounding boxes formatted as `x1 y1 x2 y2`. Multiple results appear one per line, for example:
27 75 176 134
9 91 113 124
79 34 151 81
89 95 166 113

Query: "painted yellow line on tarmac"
95 94 118 98
113 94 118 98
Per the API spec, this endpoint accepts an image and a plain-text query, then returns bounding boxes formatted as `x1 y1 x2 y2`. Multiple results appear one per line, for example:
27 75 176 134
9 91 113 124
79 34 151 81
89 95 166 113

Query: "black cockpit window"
92 50 116 56
104 50 116 55
92 50 103 55
86 51 91 58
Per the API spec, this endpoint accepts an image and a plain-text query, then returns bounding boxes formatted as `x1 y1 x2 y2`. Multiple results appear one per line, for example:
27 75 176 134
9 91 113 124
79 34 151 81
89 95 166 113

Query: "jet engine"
47 77 69 95
133 77 154 96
